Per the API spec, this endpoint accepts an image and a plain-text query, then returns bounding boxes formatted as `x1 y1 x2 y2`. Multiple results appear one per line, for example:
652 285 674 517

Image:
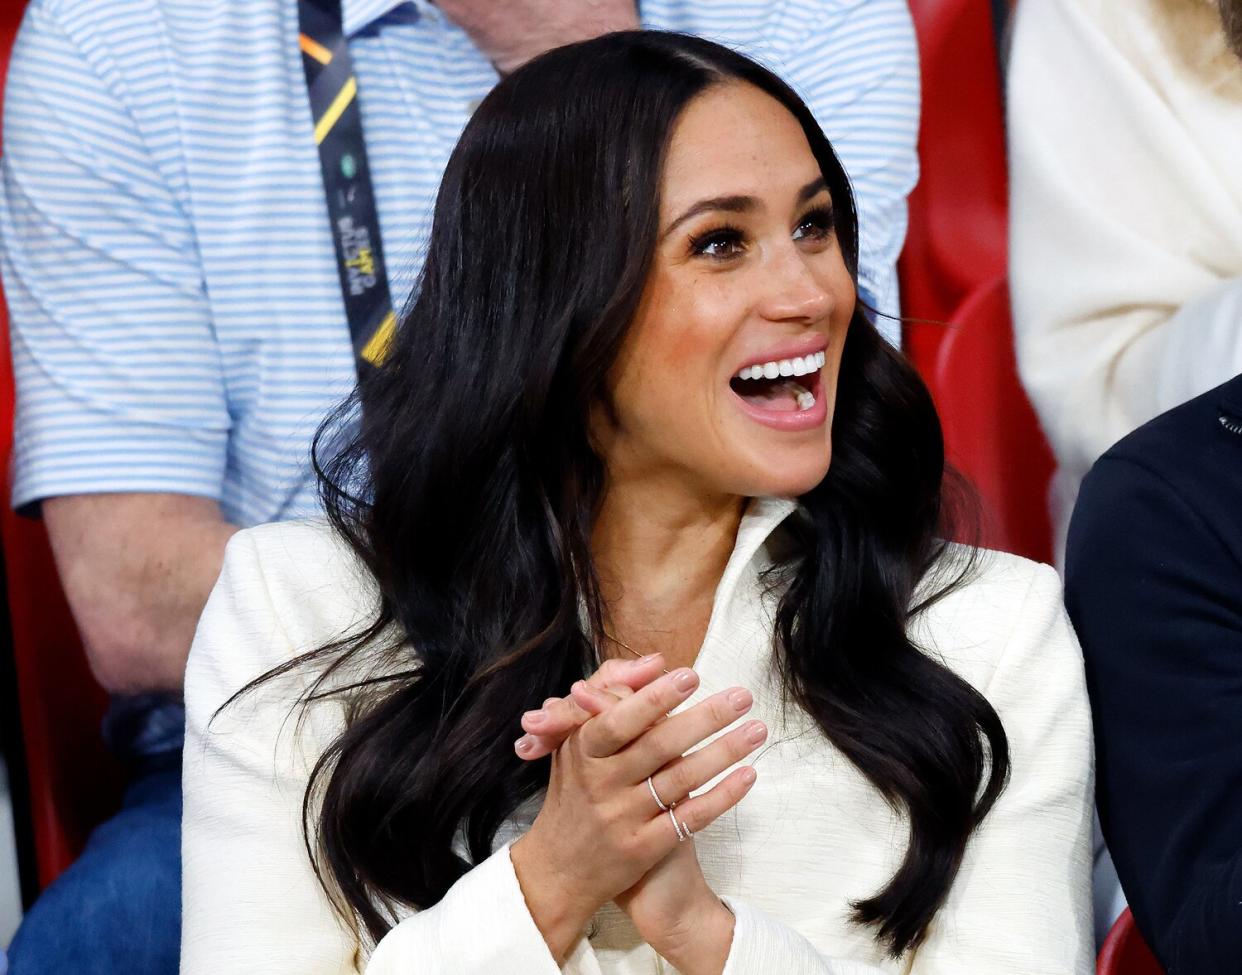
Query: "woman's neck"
591 480 745 671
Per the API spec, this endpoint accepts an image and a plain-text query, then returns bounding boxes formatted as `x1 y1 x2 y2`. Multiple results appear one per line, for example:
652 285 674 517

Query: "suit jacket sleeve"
1066 453 1242 972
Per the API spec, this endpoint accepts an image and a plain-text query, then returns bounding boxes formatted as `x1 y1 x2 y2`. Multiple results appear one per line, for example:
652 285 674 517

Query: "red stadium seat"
900 0 1056 562
0 0 122 889
1097 909 1165 975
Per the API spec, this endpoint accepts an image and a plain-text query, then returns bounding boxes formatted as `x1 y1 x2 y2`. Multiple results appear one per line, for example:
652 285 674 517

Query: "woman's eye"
793 206 835 242
690 227 746 259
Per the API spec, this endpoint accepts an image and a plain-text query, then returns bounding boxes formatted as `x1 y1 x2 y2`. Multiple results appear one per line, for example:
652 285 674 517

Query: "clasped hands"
508 654 765 975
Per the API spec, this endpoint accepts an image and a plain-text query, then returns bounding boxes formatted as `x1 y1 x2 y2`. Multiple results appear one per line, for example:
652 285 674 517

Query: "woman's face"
599 81 855 502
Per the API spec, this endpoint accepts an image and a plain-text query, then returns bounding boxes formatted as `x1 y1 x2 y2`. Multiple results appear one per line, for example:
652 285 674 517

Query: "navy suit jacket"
1066 374 1242 974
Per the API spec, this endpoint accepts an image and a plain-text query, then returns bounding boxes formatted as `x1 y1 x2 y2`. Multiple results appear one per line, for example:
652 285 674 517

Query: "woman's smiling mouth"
728 346 830 431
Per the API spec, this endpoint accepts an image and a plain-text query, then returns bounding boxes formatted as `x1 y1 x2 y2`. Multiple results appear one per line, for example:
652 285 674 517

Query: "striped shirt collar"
342 0 421 36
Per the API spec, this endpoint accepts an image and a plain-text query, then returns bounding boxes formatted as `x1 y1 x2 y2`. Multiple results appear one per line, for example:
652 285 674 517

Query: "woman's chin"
725 447 831 501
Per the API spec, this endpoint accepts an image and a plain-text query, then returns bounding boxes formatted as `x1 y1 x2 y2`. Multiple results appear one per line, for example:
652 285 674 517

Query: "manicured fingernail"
744 720 767 744
523 709 545 723
515 736 533 754
740 766 757 785
728 688 752 711
634 652 661 664
673 669 697 692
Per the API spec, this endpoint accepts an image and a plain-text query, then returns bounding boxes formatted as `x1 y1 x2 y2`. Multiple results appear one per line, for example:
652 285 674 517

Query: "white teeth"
796 389 816 411
733 350 827 382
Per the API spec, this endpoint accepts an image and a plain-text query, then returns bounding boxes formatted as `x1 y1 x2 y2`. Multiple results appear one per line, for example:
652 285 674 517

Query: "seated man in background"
0 0 920 972
1008 0 1242 941
1065 374 1242 973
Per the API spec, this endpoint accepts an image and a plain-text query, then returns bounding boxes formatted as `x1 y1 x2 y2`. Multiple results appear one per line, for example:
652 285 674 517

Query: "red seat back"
900 0 1055 562
0 0 122 889
1097 909 1165 975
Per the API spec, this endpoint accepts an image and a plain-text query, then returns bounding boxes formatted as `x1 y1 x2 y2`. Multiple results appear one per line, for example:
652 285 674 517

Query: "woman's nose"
757 253 834 324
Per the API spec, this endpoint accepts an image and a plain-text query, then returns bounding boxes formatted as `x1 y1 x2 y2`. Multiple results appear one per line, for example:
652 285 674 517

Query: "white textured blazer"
181 498 1095 974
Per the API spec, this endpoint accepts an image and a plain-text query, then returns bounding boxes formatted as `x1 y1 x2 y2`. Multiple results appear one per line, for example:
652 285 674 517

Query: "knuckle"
594 712 619 743
650 679 680 711
667 762 694 798
707 696 733 725
596 659 624 682
642 728 677 766
616 826 646 860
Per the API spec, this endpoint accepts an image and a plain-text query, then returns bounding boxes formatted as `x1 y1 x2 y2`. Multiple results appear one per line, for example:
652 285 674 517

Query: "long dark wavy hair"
248 30 1009 958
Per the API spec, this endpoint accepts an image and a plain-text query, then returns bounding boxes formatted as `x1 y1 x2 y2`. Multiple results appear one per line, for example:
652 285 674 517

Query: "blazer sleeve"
181 530 601 974
719 563 1095 974
1066 454 1242 973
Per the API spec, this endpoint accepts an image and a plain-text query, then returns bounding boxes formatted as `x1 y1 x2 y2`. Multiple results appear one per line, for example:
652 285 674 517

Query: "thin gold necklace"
600 632 673 676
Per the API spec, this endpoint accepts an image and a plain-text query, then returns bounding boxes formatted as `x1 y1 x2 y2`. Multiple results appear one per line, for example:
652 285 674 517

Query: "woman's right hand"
508 667 759 962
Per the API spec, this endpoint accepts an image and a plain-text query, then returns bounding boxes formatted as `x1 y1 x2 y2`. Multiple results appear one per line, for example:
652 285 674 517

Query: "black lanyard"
298 0 396 372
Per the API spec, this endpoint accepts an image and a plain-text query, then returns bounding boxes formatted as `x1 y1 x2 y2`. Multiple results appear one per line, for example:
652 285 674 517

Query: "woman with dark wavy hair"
180 30 1093 975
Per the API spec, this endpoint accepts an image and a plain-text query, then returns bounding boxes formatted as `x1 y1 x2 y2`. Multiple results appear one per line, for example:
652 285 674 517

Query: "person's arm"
42 494 236 693
0 4 237 692
777 0 919 336
1066 453 1242 973
1009 0 1242 481
182 528 601 974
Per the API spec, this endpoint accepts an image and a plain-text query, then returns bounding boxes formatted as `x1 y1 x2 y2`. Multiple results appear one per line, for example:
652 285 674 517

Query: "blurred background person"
1065 374 1242 973
1009 0 1242 556
0 1 919 972
1008 0 1242 945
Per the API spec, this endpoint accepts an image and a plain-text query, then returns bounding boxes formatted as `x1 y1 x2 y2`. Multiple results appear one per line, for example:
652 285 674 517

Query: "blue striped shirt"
0 0 918 528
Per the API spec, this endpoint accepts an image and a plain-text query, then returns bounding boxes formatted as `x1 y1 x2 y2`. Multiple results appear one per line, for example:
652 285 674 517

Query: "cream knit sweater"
1009 0 1242 549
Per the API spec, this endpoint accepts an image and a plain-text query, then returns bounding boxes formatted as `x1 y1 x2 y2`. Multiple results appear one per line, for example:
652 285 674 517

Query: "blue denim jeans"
6 760 181 975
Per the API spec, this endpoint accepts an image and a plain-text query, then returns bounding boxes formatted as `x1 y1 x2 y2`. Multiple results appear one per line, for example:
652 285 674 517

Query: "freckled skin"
597 81 855 504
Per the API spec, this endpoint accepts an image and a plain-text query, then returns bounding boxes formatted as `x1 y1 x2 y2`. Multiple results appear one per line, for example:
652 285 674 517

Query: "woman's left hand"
518 678 761 974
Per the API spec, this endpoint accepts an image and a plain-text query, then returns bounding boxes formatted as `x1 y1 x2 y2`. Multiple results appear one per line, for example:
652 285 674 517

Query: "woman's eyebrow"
797 176 829 204
660 194 756 241
660 176 830 241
